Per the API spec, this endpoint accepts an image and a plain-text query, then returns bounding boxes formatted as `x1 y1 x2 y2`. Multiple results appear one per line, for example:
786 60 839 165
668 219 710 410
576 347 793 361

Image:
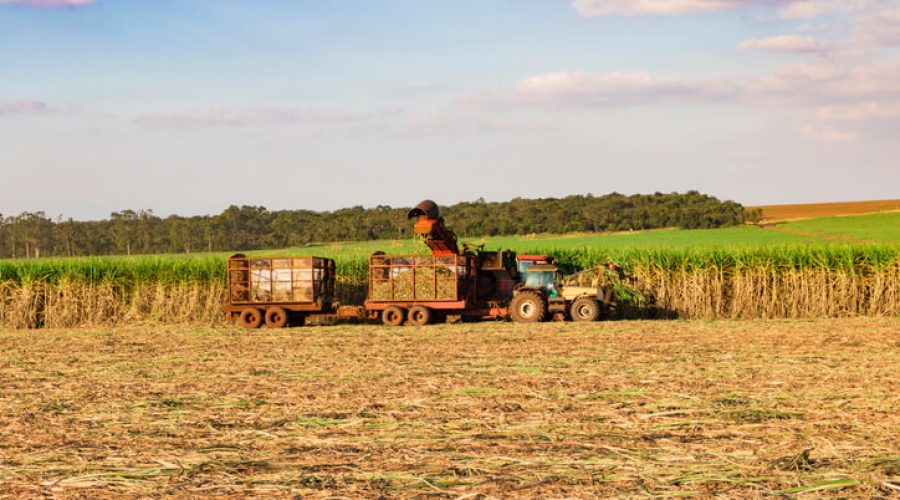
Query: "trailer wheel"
382 306 406 327
265 306 289 329
510 291 546 323
239 307 264 329
408 306 433 326
570 297 601 322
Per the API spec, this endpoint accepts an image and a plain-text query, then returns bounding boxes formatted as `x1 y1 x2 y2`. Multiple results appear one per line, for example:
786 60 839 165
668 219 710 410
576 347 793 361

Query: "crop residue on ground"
0 319 897 497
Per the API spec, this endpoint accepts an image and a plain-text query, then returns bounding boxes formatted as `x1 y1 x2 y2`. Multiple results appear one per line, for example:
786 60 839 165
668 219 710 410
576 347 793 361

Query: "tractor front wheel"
510 291 547 323
382 306 406 327
570 297 601 322
407 306 433 326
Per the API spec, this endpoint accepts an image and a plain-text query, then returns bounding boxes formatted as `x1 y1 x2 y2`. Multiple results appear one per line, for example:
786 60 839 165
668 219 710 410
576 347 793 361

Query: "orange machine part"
413 216 460 255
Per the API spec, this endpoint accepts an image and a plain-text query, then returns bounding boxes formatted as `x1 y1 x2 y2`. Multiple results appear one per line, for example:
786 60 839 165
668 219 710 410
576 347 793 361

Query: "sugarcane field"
3 1 900 498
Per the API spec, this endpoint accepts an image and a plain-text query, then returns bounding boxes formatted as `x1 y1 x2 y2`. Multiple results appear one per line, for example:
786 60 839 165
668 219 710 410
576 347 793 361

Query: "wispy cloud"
738 34 829 52
0 100 50 116
748 60 900 105
136 106 357 128
801 124 857 142
570 0 896 25
462 56 900 141
134 105 405 131
777 0 872 20
465 71 736 110
804 100 900 141
0 0 97 7
571 0 767 17
853 7 900 46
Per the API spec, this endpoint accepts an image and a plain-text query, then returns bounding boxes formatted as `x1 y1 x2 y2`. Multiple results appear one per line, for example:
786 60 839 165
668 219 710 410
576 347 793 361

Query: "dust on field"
0 319 897 497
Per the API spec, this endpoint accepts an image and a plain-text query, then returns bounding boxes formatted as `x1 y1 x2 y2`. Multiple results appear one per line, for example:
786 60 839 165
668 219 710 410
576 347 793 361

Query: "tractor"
508 254 610 323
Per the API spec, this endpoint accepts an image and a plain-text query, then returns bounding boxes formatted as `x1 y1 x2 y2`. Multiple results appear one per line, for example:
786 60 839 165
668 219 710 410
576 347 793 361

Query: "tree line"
0 191 757 258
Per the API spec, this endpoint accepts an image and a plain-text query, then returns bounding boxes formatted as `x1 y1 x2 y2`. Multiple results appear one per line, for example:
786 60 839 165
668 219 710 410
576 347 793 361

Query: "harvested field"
752 199 900 222
1 319 897 497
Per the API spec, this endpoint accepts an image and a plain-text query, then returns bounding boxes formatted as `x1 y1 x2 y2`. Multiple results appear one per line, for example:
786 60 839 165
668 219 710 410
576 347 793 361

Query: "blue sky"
1 0 899 219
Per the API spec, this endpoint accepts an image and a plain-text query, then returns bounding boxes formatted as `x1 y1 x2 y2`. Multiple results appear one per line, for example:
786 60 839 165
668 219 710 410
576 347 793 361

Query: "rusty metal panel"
227 255 334 305
368 253 470 302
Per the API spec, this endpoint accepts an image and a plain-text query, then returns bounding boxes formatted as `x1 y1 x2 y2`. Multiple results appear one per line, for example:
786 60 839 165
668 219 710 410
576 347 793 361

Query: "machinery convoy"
226 200 616 328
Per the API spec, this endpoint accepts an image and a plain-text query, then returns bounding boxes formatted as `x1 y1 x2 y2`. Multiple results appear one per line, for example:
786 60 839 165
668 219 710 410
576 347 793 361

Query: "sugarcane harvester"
363 200 611 325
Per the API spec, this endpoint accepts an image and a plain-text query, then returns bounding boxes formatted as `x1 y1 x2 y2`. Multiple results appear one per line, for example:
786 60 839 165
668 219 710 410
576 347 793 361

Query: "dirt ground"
750 199 900 222
0 318 898 498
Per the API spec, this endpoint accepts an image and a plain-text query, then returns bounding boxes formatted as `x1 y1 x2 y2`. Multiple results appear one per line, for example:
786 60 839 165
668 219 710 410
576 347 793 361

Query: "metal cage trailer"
226 254 367 328
364 253 477 326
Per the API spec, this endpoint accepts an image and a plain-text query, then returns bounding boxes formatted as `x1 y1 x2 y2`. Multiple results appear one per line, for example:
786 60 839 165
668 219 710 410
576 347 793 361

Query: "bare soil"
751 199 900 222
1 319 898 498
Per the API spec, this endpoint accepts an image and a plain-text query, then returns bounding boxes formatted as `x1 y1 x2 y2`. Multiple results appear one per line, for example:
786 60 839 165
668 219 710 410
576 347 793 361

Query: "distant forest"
0 191 756 258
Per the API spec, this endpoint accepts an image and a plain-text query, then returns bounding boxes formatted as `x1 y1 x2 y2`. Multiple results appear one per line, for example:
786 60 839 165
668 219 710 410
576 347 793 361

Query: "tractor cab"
516 255 561 297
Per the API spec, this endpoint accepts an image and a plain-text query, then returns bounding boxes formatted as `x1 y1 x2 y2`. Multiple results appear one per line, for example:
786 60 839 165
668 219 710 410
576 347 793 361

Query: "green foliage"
466 225 821 250
780 212 900 243
2 243 896 287
0 254 225 285
543 245 899 273
0 191 748 258
2 210 897 287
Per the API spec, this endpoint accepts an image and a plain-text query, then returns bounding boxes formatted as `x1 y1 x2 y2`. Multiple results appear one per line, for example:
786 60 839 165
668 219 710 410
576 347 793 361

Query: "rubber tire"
382 306 406 327
510 291 547 323
265 306 289 329
570 297 601 322
407 306 433 326
239 307 264 329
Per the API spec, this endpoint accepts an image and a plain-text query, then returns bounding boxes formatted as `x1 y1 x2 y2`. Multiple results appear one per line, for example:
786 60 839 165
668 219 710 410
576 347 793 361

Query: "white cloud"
473 58 900 113
738 34 829 52
464 57 900 141
507 71 736 107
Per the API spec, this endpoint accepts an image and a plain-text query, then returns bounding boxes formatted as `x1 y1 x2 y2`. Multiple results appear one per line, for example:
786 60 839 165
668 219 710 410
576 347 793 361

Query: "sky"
1 0 899 220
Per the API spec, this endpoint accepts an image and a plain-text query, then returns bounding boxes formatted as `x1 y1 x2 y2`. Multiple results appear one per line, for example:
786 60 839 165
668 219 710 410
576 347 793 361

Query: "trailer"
225 254 368 328
364 253 477 326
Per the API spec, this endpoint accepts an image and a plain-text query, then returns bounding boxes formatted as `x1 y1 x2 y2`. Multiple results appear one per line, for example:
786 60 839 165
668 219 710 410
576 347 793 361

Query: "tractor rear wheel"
239 307 264 329
265 306 289 329
570 297 601 322
510 291 547 323
382 306 406 327
408 306 433 326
